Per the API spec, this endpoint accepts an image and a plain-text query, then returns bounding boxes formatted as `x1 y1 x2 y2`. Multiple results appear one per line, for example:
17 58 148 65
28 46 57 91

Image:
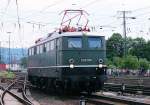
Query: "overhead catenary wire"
21 0 65 21
0 0 11 21
132 6 150 12
15 0 25 58
1 0 150 48
0 0 11 32
40 0 64 13
80 0 103 9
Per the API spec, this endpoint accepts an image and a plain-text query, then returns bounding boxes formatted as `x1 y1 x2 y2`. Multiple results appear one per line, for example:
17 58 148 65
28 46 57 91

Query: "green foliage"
142 41 150 61
113 57 123 69
106 59 116 69
107 55 140 70
108 64 116 69
129 37 146 59
106 59 112 65
0 71 15 78
122 55 139 70
107 33 124 59
106 33 150 70
139 58 149 70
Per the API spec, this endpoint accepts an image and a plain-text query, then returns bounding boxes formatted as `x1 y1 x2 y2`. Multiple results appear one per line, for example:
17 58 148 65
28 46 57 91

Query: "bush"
139 58 149 70
122 55 139 70
0 71 15 78
113 57 123 69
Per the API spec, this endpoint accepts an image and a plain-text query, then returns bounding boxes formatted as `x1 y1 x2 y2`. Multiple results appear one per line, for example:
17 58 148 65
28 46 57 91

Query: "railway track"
0 76 33 105
104 83 150 95
107 76 150 87
81 94 150 105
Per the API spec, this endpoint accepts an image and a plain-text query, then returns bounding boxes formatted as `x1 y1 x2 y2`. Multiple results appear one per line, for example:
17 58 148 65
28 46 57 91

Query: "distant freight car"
0 64 6 71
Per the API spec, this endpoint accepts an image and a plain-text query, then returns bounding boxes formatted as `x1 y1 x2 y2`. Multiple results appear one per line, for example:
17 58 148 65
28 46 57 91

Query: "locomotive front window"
88 37 102 48
68 37 82 48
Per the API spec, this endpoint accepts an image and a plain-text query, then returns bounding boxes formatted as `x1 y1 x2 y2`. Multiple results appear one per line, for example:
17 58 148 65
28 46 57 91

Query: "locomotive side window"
50 40 55 50
88 37 102 48
31 48 34 55
39 45 43 53
46 42 50 51
68 37 82 48
34 47 37 55
28 49 32 56
56 38 61 49
43 43 46 52
37 46 40 54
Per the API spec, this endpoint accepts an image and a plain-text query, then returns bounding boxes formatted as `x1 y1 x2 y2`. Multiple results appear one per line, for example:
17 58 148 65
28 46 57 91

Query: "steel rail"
83 94 150 105
0 79 33 105
22 76 33 105
0 79 17 105
104 83 150 95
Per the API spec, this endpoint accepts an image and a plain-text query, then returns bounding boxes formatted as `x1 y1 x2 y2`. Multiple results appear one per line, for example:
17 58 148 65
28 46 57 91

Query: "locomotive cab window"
68 37 82 48
88 37 102 48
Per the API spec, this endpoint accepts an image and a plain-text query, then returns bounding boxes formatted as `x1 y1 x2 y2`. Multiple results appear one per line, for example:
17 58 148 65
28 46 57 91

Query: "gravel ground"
30 89 93 105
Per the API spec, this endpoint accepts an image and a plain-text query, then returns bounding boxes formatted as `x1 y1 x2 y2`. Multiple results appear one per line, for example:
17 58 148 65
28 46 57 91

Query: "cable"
0 0 11 32
132 6 150 12
134 11 150 17
0 0 11 20
15 0 25 59
40 0 64 13
21 0 64 21
15 0 20 29
80 0 102 9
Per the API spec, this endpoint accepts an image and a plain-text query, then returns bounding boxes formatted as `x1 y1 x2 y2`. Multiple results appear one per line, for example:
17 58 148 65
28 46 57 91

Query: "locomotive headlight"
98 64 103 68
70 64 74 69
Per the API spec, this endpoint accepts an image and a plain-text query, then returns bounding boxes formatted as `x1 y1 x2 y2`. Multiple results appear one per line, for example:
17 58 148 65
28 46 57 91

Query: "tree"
106 59 116 69
122 55 139 70
113 57 123 69
139 58 149 70
107 33 124 59
126 37 133 54
129 37 146 59
142 41 150 61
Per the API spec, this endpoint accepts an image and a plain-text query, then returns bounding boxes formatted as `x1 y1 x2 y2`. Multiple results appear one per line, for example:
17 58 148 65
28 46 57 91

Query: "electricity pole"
118 11 136 57
123 11 127 57
7 32 11 71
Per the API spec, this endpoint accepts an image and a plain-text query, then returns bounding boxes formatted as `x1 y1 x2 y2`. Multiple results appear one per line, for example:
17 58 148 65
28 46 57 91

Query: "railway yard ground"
0 72 150 105
1 88 150 105
0 89 39 105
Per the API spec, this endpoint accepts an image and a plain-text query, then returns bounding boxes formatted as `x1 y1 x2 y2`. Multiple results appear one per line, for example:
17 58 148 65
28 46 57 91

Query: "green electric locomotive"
27 10 107 93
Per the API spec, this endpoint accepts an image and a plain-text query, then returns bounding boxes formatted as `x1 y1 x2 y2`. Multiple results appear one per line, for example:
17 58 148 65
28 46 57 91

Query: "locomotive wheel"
87 90 92 95
53 80 63 94
45 78 55 93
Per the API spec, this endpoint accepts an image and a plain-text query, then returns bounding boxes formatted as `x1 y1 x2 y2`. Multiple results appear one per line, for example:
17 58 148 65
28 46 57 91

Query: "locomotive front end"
61 34 107 92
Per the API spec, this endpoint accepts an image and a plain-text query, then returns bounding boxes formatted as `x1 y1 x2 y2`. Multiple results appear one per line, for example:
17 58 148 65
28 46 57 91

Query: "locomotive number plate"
81 58 92 62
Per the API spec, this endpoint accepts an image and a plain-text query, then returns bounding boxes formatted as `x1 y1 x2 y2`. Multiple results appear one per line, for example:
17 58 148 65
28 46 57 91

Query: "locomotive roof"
31 32 105 47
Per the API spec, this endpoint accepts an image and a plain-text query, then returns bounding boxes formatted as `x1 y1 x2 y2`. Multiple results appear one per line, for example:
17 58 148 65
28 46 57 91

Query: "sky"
0 0 150 48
